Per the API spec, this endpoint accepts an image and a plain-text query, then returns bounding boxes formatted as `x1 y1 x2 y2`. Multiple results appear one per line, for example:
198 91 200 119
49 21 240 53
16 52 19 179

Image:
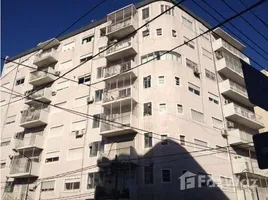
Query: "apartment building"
1 0 267 200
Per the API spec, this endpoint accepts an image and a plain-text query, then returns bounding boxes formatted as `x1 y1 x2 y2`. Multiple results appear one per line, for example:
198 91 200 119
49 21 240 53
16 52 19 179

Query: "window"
175 77 180 86
182 16 193 30
92 114 100 128
191 109 204 123
0 140 11 147
89 141 102 157
180 135 185 146
161 135 168 145
205 69 216 81
49 125 63 137
78 74 91 84
142 7 149 20
142 30 150 38
212 117 223 130
5 115 16 125
144 165 154 184
186 58 197 70
41 181 55 192
162 169 171 183
62 42 75 52
188 83 200 96
143 102 152 116
208 92 219 105
184 37 195 49
87 172 103 189
16 78 25 86
144 132 152 148
158 76 165 84
74 95 88 107
141 51 181 64
143 76 151 88
45 156 59 163
172 30 177 37
82 35 94 44
95 90 103 102
100 28 106 37
0 162 6 169
199 28 210 40
59 60 72 70
160 5 174 15
4 182 14 192
220 176 233 188
71 120 86 135
194 139 208 150
96 67 104 79
57 80 70 91
177 104 183 114
80 55 92 63
159 103 166 112
156 28 162 36
65 178 80 191
202 48 212 59
68 147 83 160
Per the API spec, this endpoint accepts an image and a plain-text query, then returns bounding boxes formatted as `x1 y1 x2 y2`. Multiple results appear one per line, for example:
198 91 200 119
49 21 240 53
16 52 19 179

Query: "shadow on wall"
95 137 232 200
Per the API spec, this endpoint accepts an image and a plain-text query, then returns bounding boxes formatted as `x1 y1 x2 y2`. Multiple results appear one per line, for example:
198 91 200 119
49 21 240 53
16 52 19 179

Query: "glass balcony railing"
20 104 49 124
221 40 248 60
107 38 132 55
101 112 131 132
104 60 133 78
233 104 263 125
103 86 135 103
107 17 132 33
229 80 248 97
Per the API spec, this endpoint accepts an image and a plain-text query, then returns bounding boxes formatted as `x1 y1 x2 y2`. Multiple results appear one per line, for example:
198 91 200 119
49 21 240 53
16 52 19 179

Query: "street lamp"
13 149 32 200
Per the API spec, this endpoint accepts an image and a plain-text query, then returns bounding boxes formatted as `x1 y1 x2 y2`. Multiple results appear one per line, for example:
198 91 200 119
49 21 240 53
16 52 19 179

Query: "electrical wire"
191 0 268 60
219 0 268 42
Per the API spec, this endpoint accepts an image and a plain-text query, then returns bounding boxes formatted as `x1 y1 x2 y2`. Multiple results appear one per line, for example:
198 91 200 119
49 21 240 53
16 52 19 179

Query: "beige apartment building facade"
1 0 267 200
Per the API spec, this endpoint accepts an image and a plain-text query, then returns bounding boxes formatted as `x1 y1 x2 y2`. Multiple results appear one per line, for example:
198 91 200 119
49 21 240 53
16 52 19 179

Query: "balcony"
98 146 137 167
219 80 253 107
237 190 253 200
14 133 44 151
228 129 254 149
25 87 52 105
233 157 268 178
20 104 49 128
104 60 137 79
106 4 137 39
213 38 249 63
100 111 136 137
216 56 245 86
33 48 58 67
9 157 40 178
103 86 137 108
29 67 56 86
223 103 264 130
106 37 137 61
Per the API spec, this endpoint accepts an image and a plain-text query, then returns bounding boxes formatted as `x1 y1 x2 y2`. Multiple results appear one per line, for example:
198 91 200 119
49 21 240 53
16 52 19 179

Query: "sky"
1 0 268 70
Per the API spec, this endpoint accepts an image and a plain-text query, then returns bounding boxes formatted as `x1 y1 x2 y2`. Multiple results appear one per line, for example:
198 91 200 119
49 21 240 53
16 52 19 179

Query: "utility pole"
248 148 260 200
114 155 118 200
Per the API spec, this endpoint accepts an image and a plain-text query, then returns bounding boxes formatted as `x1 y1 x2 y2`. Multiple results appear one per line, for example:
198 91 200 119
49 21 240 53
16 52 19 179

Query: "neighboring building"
1 1 267 200
254 70 268 133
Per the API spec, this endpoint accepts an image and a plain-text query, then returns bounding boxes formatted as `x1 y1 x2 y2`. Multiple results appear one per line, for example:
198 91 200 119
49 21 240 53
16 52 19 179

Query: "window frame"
158 76 165 85
16 77 25 86
143 75 151 89
156 28 163 36
144 164 154 185
142 7 149 20
144 132 153 148
95 89 103 102
161 169 172 183
143 102 152 116
82 35 94 44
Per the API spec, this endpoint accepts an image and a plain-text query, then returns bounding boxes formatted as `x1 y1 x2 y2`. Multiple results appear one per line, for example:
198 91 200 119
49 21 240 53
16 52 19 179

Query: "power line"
192 0 268 60
219 0 268 42
237 0 268 28
1 0 267 109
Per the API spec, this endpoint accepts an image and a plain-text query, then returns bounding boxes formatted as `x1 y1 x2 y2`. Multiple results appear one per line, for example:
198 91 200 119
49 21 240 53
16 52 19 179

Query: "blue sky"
1 0 268 70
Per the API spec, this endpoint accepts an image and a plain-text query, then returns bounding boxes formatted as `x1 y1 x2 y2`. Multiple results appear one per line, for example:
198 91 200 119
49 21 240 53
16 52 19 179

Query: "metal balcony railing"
107 38 132 55
233 104 263 125
104 60 132 78
14 134 42 149
229 80 248 97
20 104 48 124
103 86 134 103
222 40 247 60
107 17 132 33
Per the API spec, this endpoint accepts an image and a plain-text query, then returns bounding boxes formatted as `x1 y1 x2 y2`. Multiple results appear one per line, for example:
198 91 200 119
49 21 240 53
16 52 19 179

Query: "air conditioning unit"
75 130 83 137
51 91 57 96
55 71 60 76
215 51 223 60
221 129 228 137
227 121 234 128
193 66 201 77
87 97 94 104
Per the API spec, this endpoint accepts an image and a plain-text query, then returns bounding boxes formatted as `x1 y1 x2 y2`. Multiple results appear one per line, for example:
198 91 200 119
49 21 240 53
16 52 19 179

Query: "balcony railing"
30 68 50 81
10 156 39 174
101 112 131 133
229 80 248 97
34 48 58 67
107 17 132 34
14 133 44 150
104 60 133 78
107 38 132 55
234 104 263 125
222 40 247 60
103 86 136 104
99 146 136 162
25 87 52 104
